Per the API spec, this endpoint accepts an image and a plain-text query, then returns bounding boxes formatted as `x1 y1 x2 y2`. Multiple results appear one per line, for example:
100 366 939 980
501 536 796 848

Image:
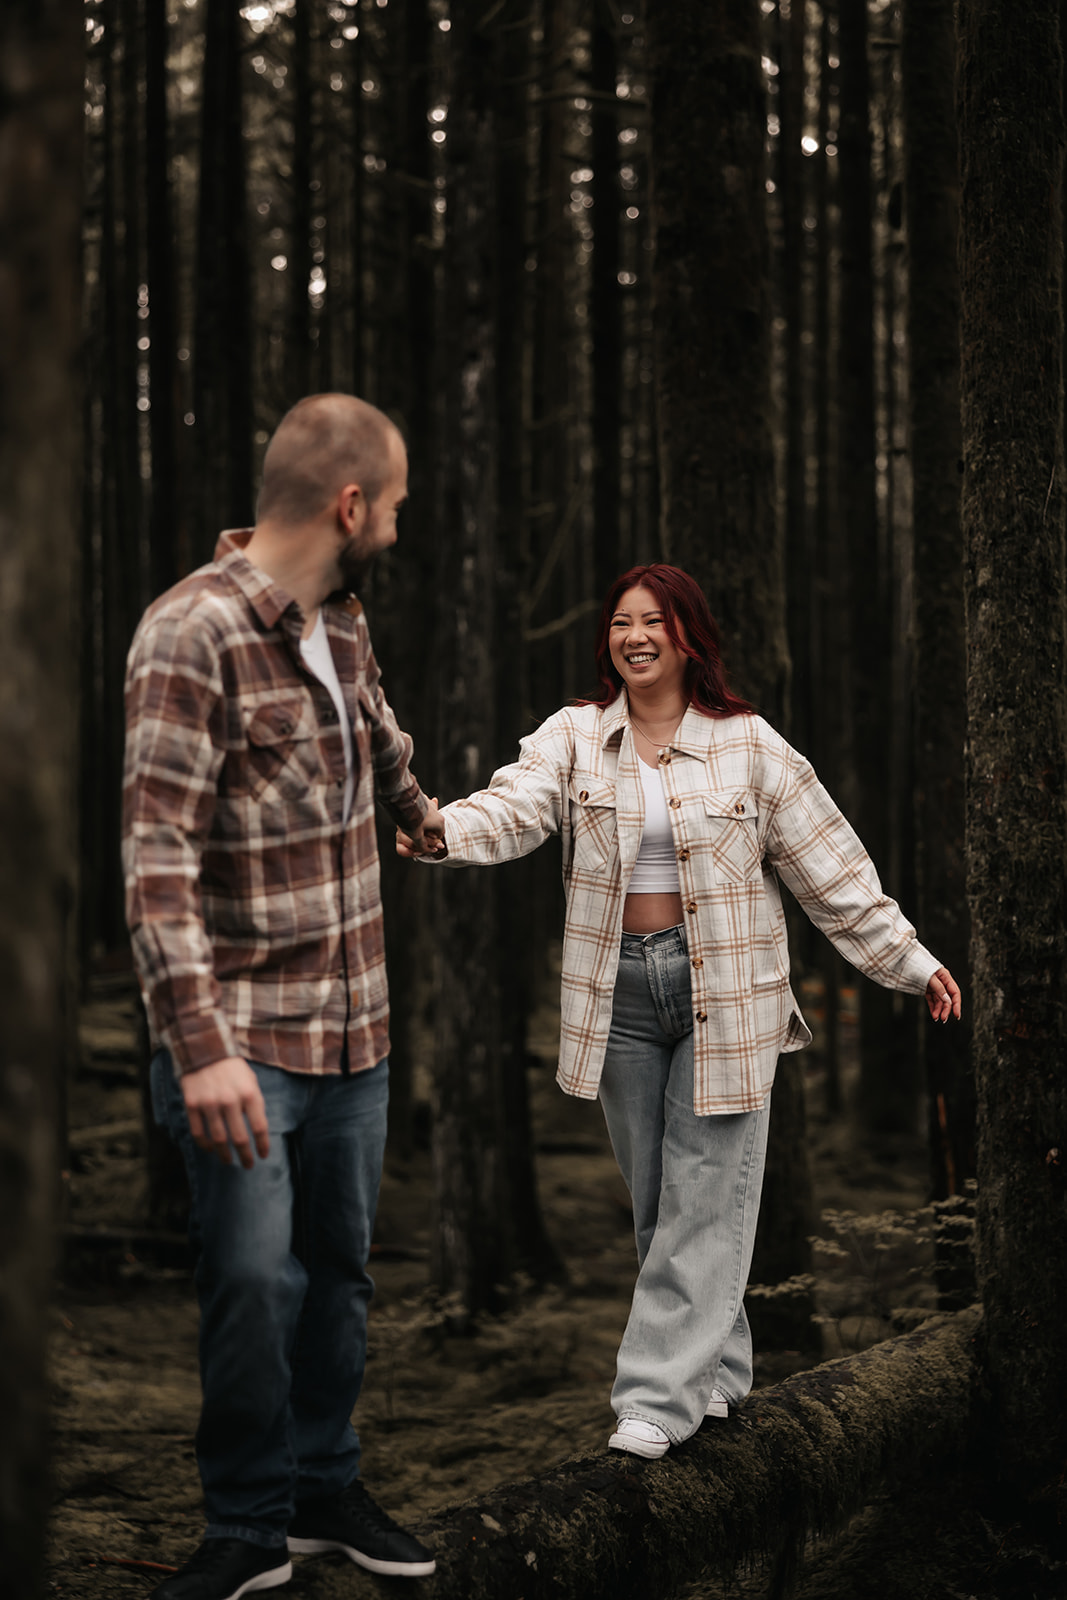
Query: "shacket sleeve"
762 730 940 994
422 712 573 865
122 609 241 1075
359 635 429 835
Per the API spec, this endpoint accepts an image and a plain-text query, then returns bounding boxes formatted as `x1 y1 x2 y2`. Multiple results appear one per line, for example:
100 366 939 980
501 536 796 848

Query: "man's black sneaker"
287 1480 436 1577
153 1539 291 1600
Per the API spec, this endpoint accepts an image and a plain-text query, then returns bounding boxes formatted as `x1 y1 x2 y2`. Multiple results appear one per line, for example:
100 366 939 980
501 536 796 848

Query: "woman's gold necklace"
629 713 681 753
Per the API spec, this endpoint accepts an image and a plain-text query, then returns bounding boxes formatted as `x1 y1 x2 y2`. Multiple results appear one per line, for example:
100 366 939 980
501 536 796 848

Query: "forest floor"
46 964 1063 1600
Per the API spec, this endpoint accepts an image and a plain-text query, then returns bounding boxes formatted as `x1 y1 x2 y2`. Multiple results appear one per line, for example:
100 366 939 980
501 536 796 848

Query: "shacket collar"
599 691 715 757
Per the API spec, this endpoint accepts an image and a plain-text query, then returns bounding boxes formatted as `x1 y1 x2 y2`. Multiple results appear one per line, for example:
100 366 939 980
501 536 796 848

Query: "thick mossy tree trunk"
388 1310 980 1600
0 2 84 1591
901 0 972 1202
956 0 1067 1485
646 0 812 1347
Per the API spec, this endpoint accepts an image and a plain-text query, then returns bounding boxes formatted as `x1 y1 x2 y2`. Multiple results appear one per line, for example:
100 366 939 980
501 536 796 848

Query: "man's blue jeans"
598 927 771 1445
151 1051 389 1548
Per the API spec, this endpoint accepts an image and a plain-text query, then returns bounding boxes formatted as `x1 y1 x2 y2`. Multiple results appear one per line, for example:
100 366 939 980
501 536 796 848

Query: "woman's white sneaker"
704 1387 730 1418
608 1417 671 1458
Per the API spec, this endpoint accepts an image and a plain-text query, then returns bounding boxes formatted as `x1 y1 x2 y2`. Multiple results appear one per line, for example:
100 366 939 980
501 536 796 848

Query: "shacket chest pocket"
243 697 323 802
567 773 617 871
702 789 761 884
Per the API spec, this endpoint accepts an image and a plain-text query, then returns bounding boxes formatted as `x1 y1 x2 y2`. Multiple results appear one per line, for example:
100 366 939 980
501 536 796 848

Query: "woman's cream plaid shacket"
431 695 939 1115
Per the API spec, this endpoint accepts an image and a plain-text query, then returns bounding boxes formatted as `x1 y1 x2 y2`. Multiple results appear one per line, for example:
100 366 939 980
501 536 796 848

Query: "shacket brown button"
695 1010 708 1023
734 801 745 815
579 789 589 802
691 956 703 969
669 797 681 809
678 847 691 862
659 750 671 764
686 900 697 914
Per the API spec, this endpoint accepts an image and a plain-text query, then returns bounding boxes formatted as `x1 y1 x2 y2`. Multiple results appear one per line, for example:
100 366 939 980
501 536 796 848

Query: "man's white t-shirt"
299 610 355 822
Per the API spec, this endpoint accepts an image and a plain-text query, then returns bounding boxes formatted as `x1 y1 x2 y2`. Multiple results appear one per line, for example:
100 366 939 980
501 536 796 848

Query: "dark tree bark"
145 0 179 596
838 0 907 1133
590 2 623 598
287 0 313 402
430 8 511 1323
192 0 253 558
372 0 436 1162
492 5 564 1286
645 0 788 720
405 1310 981 1600
780 0 810 754
901 0 972 1202
957 0 1067 1485
812 9 846 1117
0 2 84 1590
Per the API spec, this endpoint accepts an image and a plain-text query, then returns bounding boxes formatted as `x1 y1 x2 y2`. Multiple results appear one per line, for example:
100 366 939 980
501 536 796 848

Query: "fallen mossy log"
364 1307 981 1600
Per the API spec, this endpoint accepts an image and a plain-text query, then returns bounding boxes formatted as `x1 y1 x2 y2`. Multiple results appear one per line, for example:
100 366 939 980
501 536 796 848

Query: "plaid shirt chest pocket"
702 789 761 884
241 696 324 802
567 772 617 871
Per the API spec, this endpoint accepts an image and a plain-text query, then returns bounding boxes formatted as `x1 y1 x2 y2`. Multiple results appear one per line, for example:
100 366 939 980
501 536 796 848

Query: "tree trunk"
900 0 972 1204
396 1309 981 1600
838 0 905 1135
0 2 84 1591
645 0 788 720
590 5 623 599
192 0 252 558
430 9 511 1324
956 0 1067 1486
144 0 179 597
287 0 313 403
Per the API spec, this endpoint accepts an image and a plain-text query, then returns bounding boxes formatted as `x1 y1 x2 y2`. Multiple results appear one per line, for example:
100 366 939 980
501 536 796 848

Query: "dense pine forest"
2 1 1066 1597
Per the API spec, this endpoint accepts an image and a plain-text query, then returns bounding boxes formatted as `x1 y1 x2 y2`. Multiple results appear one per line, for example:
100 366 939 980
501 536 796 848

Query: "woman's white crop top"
627 760 681 894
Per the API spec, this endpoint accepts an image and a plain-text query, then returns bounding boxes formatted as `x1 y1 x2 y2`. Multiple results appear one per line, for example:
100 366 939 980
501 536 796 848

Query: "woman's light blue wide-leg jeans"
598 926 771 1445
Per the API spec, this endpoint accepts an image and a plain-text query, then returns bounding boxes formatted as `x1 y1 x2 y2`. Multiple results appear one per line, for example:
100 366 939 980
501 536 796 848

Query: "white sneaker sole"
223 1562 292 1600
287 1536 435 1578
607 1430 669 1459
704 1396 730 1418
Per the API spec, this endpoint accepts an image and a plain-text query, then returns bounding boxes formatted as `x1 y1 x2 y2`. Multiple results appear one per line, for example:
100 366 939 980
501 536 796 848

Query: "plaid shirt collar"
599 691 721 759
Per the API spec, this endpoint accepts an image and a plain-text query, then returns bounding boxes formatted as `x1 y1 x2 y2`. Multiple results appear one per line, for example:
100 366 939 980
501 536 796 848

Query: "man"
123 395 443 1599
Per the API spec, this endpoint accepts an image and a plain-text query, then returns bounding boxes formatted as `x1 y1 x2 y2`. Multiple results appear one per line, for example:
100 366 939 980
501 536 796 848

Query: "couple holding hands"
124 394 960 1600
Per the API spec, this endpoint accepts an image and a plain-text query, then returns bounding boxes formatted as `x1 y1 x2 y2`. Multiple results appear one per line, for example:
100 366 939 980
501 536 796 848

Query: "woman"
399 564 961 1459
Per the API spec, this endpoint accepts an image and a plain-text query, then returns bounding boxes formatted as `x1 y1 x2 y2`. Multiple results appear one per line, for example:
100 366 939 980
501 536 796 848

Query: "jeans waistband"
620 923 688 954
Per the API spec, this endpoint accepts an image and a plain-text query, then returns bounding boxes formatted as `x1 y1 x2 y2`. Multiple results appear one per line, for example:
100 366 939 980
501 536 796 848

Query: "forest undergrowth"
45 968 1062 1600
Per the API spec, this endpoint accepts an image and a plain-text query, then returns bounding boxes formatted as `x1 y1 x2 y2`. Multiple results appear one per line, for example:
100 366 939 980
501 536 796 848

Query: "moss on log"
337 1308 981 1600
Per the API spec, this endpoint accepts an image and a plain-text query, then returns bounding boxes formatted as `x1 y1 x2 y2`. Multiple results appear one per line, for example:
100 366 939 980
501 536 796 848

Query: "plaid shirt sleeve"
763 733 939 994
358 629 429 834
429 711 573 863
122 605 240 1074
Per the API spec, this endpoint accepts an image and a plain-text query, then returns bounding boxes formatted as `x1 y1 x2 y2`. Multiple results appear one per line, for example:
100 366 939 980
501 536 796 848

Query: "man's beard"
337 539 374 595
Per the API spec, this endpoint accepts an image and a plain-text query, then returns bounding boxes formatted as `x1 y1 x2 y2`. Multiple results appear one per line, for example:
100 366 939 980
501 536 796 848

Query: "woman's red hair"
578 564 753 718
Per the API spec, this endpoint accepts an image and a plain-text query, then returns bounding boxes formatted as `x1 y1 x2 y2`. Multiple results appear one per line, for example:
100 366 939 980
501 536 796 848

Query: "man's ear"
338 483 365 533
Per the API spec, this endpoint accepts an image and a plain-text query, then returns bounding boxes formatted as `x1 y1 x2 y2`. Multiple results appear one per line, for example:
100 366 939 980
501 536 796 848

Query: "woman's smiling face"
608 586 689 698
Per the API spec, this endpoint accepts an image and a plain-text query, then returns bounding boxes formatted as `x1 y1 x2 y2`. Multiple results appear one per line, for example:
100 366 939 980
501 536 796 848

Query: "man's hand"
181 1057 271 1168
925 966 962 1024
398 797 446 859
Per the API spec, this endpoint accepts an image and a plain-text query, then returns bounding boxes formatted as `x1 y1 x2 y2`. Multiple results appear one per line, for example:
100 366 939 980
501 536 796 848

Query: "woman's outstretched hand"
397 798 446 859
925 966 962 1024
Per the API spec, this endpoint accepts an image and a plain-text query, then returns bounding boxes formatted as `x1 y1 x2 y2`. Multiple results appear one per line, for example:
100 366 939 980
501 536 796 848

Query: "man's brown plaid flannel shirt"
123 530 429 1079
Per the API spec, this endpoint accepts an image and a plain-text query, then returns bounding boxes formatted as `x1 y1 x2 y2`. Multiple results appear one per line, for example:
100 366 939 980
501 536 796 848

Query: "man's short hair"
256 394 400 526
